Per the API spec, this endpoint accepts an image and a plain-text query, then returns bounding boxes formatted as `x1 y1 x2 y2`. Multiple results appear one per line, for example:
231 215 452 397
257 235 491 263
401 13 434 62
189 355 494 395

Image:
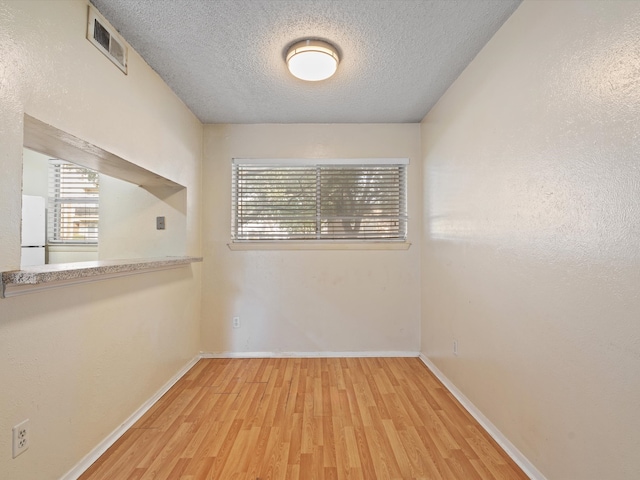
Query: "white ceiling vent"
87 6 128 74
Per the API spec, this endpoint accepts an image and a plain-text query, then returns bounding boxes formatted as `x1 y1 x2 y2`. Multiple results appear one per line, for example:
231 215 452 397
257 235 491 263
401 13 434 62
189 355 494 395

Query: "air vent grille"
87 6 128 74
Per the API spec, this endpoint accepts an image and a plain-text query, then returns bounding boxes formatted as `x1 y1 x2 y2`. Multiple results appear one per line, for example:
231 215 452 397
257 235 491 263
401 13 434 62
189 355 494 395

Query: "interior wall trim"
59 354 200 480
418 354 547 480
200 351 420 358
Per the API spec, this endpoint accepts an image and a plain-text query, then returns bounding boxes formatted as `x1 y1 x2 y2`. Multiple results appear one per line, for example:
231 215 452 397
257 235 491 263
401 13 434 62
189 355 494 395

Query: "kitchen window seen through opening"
48 160 99 244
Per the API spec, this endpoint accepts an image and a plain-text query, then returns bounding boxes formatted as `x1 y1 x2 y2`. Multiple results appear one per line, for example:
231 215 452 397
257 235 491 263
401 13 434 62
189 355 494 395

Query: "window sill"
47 244 98 252
227 242 411 251
1 256 202 298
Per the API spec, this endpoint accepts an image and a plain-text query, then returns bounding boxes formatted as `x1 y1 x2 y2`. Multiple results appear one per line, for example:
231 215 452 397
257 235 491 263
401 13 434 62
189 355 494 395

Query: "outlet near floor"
12 419 29 458
233 316 240 329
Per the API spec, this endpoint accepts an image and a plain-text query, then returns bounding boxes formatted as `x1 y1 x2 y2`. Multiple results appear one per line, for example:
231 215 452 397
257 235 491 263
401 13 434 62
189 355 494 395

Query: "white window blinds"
48 160 99 244
232 158 408 242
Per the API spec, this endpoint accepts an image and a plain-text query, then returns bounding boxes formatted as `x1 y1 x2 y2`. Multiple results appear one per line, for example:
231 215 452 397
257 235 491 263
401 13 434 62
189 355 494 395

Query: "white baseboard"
200 350 419 358
418 354 546 480
60 354 200 480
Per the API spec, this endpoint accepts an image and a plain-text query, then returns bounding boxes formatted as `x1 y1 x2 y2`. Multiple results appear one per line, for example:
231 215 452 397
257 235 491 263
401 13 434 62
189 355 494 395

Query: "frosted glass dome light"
286 40 339 81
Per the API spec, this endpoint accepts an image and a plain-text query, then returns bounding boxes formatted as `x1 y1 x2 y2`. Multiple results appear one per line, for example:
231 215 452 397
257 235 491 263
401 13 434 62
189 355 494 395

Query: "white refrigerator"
21 195 46 268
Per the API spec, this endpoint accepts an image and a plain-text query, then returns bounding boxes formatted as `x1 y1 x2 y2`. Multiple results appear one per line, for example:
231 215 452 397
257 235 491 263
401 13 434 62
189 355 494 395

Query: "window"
48 160 99 244
232 158 408 242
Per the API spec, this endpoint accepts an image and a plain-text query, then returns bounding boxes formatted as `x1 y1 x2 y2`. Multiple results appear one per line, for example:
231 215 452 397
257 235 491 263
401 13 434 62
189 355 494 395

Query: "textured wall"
98 175 188 260
420 1 640 479
202 123 421 355
21 148 49 199
0 1 202 479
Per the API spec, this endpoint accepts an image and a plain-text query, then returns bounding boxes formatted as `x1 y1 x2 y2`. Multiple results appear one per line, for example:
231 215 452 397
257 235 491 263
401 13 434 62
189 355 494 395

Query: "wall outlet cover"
12 419 29 458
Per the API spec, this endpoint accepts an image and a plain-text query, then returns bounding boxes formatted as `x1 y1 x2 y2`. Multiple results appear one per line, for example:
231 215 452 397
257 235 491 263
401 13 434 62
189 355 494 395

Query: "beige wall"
202 124 421 354
0 1 202 479
5 0 639 479
420 1 640 479
98 175 188 260
22 148 49 199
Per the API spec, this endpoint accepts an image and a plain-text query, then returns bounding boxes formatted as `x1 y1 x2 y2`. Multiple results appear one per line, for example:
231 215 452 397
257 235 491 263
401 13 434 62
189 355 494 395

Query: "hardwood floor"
79 357 528 480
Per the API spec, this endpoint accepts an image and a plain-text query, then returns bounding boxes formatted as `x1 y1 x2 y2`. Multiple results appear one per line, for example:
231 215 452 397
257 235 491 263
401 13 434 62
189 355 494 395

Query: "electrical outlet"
453 340 458 356
232 316 240 329
12 419 29 458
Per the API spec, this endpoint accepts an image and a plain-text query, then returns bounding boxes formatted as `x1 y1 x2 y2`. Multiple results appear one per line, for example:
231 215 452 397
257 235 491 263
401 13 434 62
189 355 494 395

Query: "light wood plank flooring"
79 357 528 480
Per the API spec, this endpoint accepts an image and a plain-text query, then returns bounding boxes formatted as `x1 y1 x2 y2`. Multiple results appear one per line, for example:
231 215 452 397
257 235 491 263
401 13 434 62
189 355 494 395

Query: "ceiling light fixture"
286 39 340 81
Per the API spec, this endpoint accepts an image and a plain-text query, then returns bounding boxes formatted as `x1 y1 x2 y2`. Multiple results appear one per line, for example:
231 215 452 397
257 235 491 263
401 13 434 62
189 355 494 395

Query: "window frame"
230 158 409 248
47 159 100 245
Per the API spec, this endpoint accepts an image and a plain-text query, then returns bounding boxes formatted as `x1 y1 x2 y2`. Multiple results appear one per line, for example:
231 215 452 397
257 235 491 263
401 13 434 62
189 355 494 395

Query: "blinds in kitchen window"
48 160 99 244
231 158 408 242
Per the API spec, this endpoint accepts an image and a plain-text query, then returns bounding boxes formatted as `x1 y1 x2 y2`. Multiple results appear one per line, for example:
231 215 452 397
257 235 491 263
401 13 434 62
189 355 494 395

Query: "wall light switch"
156 216 165 230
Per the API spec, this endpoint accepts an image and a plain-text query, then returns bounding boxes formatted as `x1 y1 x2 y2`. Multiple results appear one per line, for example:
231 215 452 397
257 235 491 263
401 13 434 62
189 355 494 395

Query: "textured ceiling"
90 0 521 124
